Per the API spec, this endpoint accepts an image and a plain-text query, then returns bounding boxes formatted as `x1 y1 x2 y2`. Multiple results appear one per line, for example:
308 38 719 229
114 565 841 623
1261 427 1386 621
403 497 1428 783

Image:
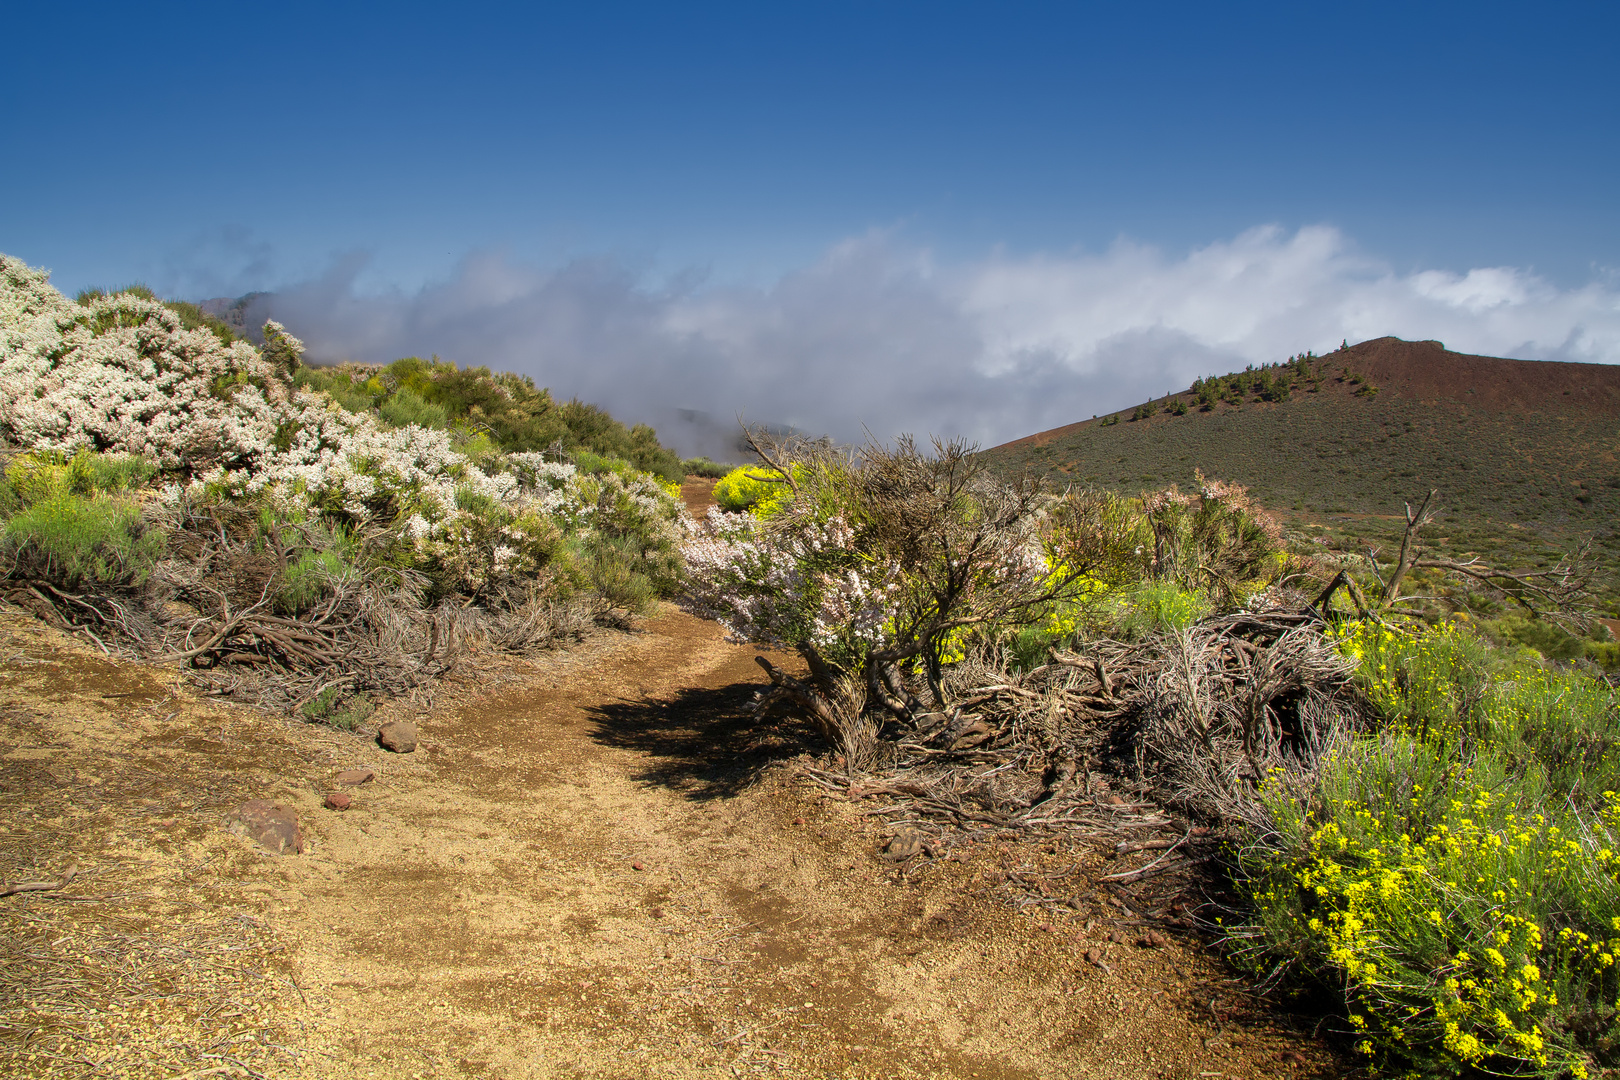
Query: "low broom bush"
1238 622 1620 1078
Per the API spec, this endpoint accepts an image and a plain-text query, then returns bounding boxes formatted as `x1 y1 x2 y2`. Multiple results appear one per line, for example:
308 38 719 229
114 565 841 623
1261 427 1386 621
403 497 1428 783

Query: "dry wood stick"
1 863 78 898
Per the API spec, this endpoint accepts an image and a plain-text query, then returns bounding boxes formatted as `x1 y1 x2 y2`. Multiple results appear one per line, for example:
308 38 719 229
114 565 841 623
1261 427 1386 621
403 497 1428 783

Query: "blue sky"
5 1 1618 450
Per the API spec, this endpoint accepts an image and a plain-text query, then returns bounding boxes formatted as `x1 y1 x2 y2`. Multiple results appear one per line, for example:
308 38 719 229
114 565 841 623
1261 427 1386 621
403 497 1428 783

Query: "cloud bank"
252 225 1620 458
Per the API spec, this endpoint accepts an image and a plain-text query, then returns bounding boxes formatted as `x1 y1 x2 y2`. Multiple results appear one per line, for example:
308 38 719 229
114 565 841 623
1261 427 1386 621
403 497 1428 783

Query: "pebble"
324 792 352 811
334 768 375 786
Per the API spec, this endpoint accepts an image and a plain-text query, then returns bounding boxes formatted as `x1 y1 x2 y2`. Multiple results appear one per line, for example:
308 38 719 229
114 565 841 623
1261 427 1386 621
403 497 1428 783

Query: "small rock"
228 800 303 855
324 792 351 811
334 768 375 786
632 860 645 871
1139 930 1170 949
793 817 806 826
1037 922 1056 933
882 829 925 862
378 721 418 753
1083 948 1112 973
1108 929 1128 944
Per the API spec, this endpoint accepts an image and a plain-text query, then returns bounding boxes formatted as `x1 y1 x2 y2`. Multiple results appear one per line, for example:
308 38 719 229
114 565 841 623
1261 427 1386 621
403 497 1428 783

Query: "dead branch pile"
786 606 1359 844
4 503 600 713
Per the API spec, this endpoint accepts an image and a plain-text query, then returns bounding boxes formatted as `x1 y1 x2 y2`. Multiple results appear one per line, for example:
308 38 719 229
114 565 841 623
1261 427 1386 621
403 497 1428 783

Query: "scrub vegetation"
0 255 690 713
686 426 1618 1077
7 252 1619 1075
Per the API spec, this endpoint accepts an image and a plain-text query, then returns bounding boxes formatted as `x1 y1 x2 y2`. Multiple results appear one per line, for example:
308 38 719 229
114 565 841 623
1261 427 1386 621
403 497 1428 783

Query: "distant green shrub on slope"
294 355 685 483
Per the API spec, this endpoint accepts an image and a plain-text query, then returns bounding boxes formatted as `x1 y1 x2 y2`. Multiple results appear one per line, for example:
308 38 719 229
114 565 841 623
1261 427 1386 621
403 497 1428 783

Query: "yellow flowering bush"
714 463 802 516
1238 622 1620 1077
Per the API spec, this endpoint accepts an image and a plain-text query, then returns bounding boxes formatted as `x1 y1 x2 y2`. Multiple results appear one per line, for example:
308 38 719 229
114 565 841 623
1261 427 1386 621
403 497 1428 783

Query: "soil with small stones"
0 487 1342 1079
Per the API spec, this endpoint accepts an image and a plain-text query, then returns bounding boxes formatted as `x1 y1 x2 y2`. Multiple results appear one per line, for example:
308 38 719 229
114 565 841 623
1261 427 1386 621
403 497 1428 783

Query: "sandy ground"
0 600 1341 1079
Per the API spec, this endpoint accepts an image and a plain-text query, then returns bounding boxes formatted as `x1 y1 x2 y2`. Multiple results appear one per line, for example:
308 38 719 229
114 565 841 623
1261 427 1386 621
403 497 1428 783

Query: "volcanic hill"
981 337 1620 589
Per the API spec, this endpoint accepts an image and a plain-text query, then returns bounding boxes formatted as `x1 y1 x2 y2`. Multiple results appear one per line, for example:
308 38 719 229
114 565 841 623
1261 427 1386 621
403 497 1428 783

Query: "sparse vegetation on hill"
0 255 689 714
295 356 686 483
983 337 1620 621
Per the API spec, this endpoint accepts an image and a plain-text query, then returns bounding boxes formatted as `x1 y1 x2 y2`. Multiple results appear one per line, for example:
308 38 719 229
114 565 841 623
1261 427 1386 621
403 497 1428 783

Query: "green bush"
588 537 658 615
1239 623 1620 1077
3 449 156 507
294 366 386 413
682 457 730 478
1484 615 1620 671
300 686 375 730
2 493 166 589
275 549 356 615
1111 580 1210 639
379 386 450 429
583 474 685 597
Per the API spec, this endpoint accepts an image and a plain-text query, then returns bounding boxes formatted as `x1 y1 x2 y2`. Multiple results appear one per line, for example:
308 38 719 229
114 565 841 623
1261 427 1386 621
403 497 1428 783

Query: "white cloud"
255 225 1620 458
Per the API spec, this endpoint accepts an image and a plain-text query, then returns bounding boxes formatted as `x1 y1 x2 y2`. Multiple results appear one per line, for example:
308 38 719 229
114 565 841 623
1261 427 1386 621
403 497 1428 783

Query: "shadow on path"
584 681 822 801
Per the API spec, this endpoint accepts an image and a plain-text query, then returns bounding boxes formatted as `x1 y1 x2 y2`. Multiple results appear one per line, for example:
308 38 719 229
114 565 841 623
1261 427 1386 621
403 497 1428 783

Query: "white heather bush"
683 507 904 661
0 254 689 611
1 256 282 468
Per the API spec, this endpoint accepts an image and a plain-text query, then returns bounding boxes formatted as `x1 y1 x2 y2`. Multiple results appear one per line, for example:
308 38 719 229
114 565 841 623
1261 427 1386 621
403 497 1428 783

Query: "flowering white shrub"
1 256 283 468
683 508 904 659
681 437 1067 724
0 254 689 597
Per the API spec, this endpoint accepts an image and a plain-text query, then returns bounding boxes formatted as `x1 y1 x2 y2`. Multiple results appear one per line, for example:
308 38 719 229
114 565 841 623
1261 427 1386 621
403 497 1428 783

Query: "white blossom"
0 254 688 573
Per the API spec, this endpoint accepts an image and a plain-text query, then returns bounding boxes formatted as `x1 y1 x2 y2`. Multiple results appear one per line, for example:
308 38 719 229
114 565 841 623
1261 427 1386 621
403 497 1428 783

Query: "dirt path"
0 604 1337 1079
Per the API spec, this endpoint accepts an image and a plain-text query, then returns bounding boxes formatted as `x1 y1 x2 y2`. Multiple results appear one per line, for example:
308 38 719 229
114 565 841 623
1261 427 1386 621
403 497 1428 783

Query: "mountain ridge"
980 337 1620 600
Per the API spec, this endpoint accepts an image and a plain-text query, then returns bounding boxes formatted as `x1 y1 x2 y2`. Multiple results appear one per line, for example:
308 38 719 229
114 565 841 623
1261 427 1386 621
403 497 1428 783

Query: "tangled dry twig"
780 604 1360 912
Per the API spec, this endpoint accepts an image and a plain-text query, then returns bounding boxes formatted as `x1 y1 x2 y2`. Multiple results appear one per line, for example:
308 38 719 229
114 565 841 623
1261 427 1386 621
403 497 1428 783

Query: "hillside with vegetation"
0 256 694 720
8 255 1620 1079
982 337 1620 610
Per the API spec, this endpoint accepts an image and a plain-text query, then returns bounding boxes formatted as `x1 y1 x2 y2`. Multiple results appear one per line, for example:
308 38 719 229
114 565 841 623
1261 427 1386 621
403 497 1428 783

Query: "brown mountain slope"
995 337 1620 454
981 337 1620 598
1333 337 1620 417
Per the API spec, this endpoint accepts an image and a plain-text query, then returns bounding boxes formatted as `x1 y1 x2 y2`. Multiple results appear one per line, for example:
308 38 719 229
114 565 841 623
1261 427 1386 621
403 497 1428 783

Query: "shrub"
682 457 730 478
588 536 658 614
1111 580 1210 639
1484 615 1620 671
685 435 1075 729
275 548 357 616
377 386 450 429
1238 623 1620 1077
713 464 797 515
299 686 375 730
3 449 155 506
2 493 165 589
